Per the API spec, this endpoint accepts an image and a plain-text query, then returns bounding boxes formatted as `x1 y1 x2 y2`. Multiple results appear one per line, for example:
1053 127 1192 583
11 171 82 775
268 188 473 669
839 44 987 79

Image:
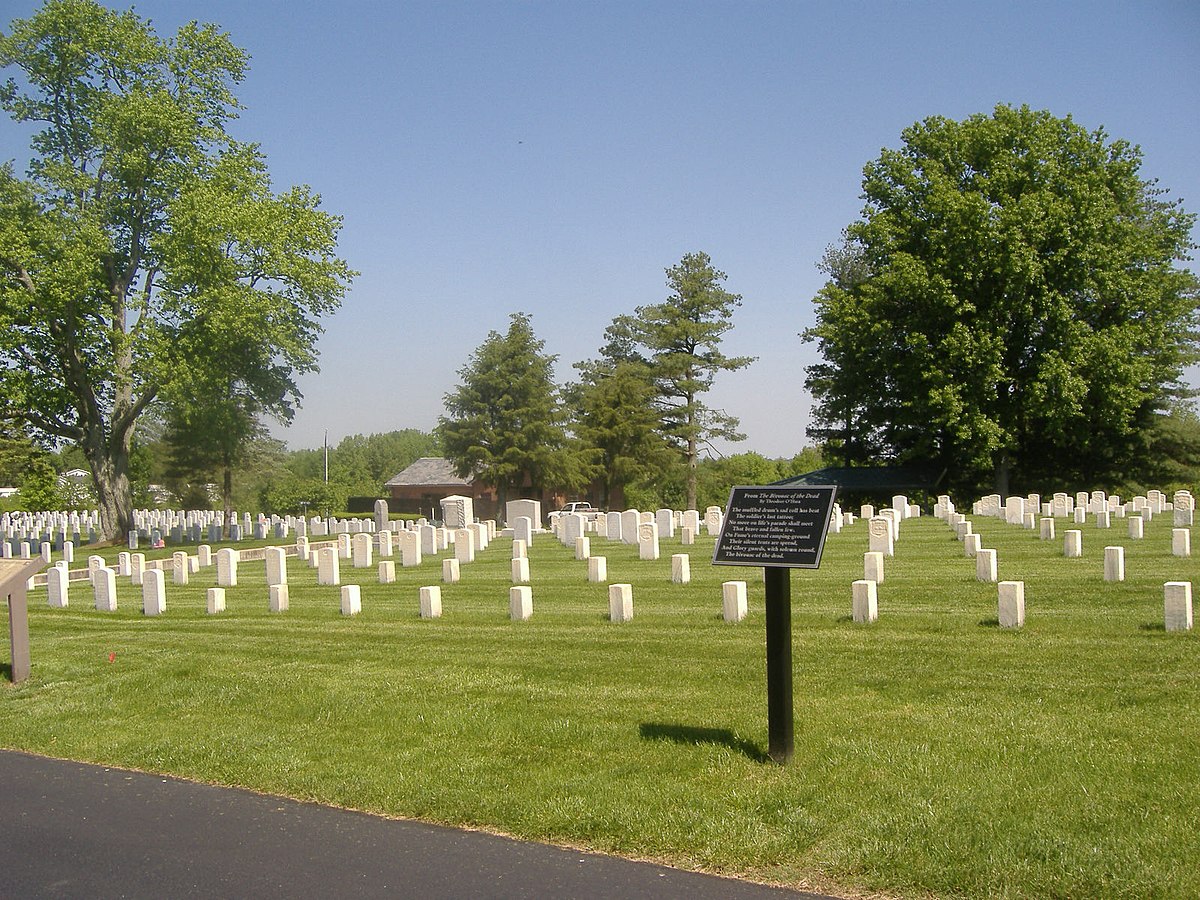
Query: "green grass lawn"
4 512 1198 899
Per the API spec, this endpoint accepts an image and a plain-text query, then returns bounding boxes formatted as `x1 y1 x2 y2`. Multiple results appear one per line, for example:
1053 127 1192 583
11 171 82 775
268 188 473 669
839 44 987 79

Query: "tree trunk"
89 448 133 544
994 453 1011 498
222 462 234 540
686 433 698 511
496 480 509 524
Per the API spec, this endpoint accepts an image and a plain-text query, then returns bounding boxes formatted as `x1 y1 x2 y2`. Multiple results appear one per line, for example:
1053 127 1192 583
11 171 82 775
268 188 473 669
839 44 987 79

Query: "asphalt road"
0 750 840 899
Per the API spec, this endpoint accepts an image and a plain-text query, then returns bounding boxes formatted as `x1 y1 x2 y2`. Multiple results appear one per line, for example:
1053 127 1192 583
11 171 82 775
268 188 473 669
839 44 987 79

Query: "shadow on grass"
639 722 769 763
1139 622 1166 632
978 617 1000 628
1 662 13 683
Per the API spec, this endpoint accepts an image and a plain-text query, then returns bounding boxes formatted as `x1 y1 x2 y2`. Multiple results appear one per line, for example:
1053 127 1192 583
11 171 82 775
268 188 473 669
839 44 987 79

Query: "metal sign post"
713 485 838 764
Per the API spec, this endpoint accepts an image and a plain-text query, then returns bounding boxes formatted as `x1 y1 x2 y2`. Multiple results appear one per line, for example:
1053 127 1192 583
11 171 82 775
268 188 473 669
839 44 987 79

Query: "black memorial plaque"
712 485 838 569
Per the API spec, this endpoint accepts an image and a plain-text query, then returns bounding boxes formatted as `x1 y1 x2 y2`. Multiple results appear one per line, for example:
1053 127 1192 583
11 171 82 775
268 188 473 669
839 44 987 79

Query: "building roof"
385 458 475 488
774 465 946 492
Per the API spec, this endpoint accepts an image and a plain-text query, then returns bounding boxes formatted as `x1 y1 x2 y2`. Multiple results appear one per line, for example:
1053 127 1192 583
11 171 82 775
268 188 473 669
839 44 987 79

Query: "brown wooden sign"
2 557 46 684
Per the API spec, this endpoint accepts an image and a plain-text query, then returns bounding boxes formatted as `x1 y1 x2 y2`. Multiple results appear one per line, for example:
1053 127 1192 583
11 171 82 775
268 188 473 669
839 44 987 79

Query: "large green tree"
438 312 589 515
804 105 1199 496
0 0 352 539
608 252 754 509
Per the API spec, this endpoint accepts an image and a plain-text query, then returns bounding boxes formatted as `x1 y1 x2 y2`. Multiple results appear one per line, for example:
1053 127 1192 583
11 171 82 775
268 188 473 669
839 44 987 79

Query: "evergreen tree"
438 313 589 515
608 252 754 509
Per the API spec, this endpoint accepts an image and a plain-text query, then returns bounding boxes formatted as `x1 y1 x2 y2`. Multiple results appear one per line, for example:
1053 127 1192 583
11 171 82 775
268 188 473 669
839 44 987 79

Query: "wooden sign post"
2 558 46 684
713 485 838 764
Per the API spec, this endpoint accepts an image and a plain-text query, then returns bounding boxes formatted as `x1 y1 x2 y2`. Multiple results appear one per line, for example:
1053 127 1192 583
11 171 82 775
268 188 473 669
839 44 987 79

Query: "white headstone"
142 568 166 616
1173 529 1191 558
513 516 534 547
868 517 894 557
638 521 660 561
379 560 396 584
317 546 340 586
1164 582 1193 631
442 558 460 583
976 548 997 582
352 532 373 568
269 583 289 613
511 557 529 584
605 511 623 543
401 531 421 567
1104 546 1125 582
671 553 690 584
852 580 878 623
608 583 633 623
506 499 542 529
47 563 69 608
454 528 475 564
1064 530 1083 558
587 556 607 583
510 585 533 621
216 548 238 587
722 580 748 623
440 495 473 530
93 566 117 611
340 584 361 616
172 551 189 585
414 524 434 556
620 510 640 545
655 509 676 539
864 551 884 583
998 581 1025 628
265 546 287 586
420 585 442 619
206 587 225 615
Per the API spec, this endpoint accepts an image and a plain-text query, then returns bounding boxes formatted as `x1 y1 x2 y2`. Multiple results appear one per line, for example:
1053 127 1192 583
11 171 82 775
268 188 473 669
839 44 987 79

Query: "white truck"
551 501 604 523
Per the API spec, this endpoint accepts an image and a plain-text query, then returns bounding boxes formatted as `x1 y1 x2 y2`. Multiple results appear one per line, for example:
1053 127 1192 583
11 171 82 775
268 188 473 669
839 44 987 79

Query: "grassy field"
3 511 1198 899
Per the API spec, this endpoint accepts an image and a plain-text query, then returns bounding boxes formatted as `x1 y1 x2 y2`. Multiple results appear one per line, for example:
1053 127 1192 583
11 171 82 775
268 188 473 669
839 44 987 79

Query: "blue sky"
3 1 1198 458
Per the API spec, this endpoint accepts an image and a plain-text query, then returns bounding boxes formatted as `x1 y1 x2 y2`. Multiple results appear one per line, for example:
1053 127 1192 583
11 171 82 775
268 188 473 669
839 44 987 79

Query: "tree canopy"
566 357 674 511
804 104 1198 496
0 0 353 540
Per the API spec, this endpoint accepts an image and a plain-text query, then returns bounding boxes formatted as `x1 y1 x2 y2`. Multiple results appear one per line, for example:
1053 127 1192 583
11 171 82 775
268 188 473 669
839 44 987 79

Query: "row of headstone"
2 509 102 550
947 492 1195 630
969 489 1192 528
543 507 729 549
